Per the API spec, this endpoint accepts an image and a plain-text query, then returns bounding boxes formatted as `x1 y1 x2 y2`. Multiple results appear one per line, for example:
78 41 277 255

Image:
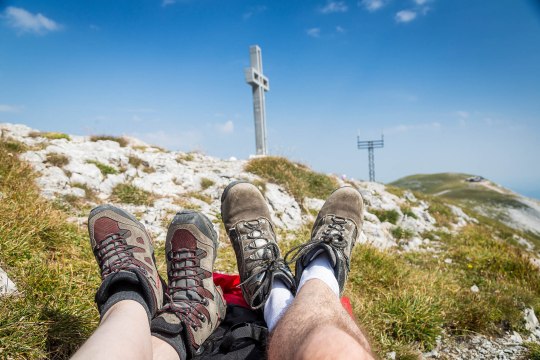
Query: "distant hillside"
390 173 540 237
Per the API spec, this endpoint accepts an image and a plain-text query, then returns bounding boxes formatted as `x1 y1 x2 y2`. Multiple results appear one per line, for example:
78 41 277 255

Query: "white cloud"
360 0 386 12
162 0 177 6
395 10 417 23
2 6 61 35
336 25 346 33
0 104 20 113
414 0 429 5
319 1 348 14
307 28 321 38
216 120 234 134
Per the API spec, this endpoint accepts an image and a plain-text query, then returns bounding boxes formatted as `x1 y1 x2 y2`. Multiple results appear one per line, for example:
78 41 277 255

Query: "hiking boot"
221 181 295 309
151 210 226 358
88 204 164 318
285 186 364 295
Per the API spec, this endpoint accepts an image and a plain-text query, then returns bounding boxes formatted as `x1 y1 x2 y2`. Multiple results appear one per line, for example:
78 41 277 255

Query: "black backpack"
192 304 268 360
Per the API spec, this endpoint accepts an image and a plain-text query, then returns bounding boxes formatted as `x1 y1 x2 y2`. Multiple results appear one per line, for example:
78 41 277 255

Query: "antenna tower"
357 134 384 182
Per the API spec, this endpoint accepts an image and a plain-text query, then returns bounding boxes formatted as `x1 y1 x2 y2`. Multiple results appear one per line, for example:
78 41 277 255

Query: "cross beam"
245 45 269 156
357 135 384 182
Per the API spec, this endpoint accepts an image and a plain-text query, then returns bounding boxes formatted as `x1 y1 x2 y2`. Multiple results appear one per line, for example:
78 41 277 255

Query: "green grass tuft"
245 156 338 202
391 226 414 240
86 160 118 176
29 131 71 141
177 153 194 163
525 342 540 360
371 209 400 224
112 183 154 206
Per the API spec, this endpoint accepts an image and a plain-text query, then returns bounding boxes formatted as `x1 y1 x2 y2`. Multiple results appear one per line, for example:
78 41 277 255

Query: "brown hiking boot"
221 181 295 309
285 186 364 295
151 210 226 358
88 205 164 318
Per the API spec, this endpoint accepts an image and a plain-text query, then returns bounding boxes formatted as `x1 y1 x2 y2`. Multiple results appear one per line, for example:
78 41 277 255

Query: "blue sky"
1 0 540 198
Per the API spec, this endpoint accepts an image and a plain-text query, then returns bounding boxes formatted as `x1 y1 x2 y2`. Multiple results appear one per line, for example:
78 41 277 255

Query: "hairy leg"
268 279 373 360
72 300 152 360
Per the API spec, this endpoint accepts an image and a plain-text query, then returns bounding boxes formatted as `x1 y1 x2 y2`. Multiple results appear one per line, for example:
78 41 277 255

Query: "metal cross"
245 45 270 156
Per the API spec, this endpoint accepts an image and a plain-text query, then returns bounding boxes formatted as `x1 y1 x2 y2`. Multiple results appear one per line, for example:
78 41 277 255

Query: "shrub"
86 160 118 176
245 156 338 202
112 183 154 206
46 153 69 167
90 135 128 147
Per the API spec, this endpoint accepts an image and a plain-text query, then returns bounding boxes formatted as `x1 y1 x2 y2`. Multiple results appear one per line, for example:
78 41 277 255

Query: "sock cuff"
100 286 151 322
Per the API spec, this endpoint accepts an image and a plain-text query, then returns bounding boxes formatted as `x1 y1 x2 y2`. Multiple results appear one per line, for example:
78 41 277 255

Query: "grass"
400 205 418 219
391 226 414 240
2 138 540 359
177 153 194 163
89 135 128 147
371 209 400 224
525 342 540 360
29 131 71 141
200 177 215 191
128 155 155 173
0 139 100 358
46 153 69 167
86 160 118 176
174 197 201 211
245 156 338 203
111 183 154 206
186 191 213 205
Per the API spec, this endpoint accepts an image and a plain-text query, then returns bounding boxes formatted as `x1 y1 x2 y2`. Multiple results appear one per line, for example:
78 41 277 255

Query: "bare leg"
151 337 180 360
72 300 152 360
268 279 373 360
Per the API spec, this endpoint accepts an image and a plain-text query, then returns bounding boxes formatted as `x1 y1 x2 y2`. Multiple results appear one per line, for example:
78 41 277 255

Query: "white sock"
297 254 339 297
263 279 294 332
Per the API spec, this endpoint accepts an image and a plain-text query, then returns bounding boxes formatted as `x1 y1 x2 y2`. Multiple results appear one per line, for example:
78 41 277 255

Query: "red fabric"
213 273 354 318
213 272 249 308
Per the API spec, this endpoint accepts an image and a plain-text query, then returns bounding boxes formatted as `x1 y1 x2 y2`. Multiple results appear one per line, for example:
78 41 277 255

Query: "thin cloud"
243 5 267 20
456 111 470 119
386 122 441 133
360 0 387 12
216 120 234 134
319 1 348 14
336 25 346 33
395 10 417 23
414 0 429 4
306 28 321 38
0 104 21 113
2 6 61 35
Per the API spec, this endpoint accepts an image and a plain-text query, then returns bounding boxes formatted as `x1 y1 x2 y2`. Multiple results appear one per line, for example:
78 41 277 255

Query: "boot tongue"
170 229 202 303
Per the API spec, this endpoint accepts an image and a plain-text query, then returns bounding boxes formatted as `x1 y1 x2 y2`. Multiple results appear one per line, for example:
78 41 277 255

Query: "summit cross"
245 45 270 156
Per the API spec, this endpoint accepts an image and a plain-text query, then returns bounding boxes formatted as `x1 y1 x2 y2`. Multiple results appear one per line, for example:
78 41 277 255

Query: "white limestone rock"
0 267 17 296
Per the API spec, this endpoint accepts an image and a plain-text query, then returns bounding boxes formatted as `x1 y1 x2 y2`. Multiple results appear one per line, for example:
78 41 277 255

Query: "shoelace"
94 230 137 278
162 248 211 330
237 220 285 309
284 215 349 265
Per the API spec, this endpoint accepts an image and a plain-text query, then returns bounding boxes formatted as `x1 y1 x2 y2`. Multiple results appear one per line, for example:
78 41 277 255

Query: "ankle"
297 254 339 297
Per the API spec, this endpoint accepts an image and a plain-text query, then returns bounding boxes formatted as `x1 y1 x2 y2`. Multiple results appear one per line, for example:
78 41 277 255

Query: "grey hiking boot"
285 186 364 295
221 181 296 309
88 205 164 318
151 210 226 358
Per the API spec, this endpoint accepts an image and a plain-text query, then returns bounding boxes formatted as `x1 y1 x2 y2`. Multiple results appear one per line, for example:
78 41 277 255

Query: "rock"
444 258 453 264
524 308 539 332
470 285 480 293
0 267 17 295
264 183 302 230
386 351 396 360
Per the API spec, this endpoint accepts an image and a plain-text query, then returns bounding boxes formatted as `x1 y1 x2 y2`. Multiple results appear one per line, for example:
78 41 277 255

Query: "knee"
296 325 373 360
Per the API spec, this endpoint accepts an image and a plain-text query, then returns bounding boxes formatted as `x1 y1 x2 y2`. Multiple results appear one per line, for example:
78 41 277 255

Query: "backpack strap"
219 322 268 353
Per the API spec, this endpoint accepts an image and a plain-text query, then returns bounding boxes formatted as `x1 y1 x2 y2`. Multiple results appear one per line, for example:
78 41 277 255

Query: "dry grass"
46 153 69 168
245 156 338 203
29 131 71 141
111 183 154 206
89 135 128 147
